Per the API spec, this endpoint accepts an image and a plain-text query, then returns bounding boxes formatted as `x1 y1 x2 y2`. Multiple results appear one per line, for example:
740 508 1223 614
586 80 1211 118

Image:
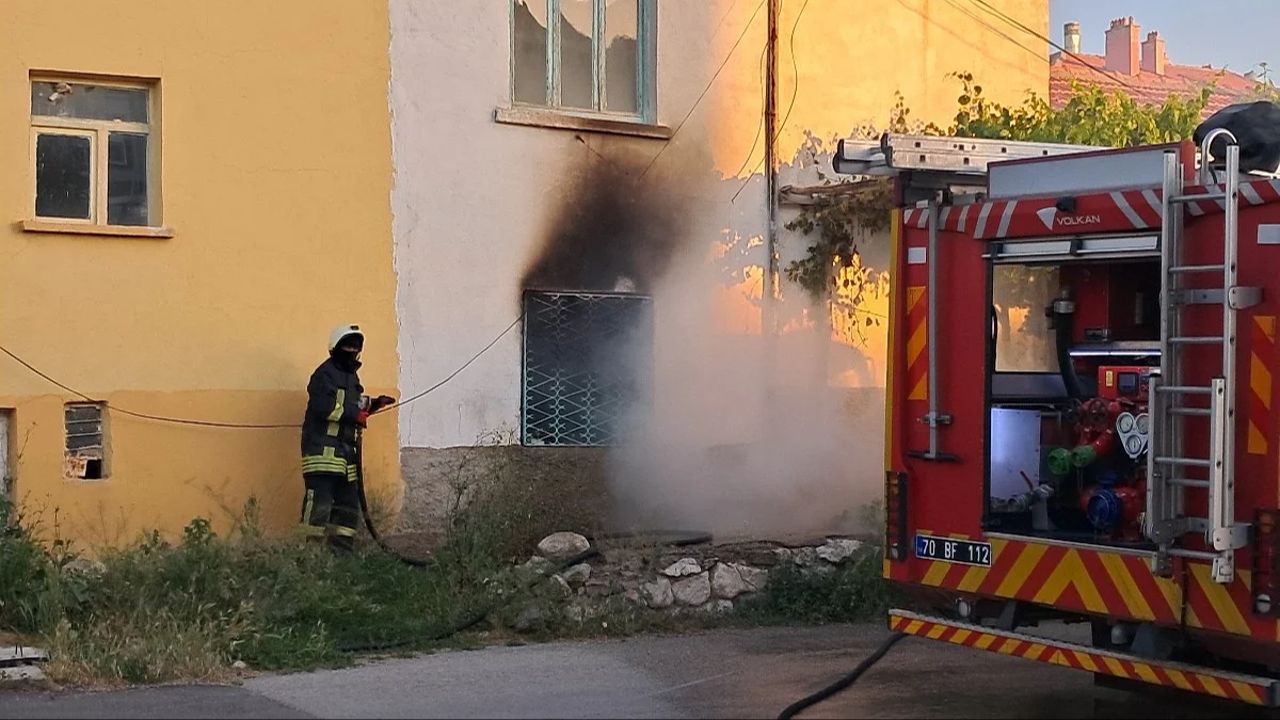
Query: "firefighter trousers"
300 471 360 552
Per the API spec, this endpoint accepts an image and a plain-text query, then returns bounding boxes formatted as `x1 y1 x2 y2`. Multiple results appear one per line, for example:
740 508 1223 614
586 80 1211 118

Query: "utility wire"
967 0 1137 90
729 43 770 182
938 0 1044 62
0 345 298 429
637 0 767 181
378 314 523 414
731 0 811 204
0 314 524 431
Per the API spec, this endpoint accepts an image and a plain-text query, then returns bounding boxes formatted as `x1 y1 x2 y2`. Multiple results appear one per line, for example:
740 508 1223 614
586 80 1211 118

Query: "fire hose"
775 632 909 720
346 428 712 652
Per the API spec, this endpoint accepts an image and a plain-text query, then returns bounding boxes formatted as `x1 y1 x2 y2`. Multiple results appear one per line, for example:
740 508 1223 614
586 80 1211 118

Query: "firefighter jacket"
300 357 364 478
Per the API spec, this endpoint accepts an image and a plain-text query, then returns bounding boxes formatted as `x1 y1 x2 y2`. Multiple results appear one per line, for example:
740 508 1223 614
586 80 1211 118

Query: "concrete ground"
0 625 1267 719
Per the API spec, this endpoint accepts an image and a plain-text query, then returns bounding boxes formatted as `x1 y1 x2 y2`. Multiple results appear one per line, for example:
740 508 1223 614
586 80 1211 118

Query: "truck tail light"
885 471 909 561
1253 508 1279 617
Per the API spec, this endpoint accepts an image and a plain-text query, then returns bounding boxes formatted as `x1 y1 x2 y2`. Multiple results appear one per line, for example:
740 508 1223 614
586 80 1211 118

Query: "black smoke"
520 155 688 294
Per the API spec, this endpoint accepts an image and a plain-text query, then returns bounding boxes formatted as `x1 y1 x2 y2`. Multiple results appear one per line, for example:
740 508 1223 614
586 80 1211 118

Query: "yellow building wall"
712 0 1051 176
703 0 1048 387
0 1 401 548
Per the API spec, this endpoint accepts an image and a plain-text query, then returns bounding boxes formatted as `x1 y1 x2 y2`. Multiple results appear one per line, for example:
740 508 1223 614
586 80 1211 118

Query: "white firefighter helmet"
328 323 364 352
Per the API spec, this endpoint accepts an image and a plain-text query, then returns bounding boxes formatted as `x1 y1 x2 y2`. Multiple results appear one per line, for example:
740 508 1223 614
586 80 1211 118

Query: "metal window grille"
65 402 106 480
522 290 653 447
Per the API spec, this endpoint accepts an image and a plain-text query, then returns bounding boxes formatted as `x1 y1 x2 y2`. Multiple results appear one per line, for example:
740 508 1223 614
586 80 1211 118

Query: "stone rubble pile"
509 531 866 630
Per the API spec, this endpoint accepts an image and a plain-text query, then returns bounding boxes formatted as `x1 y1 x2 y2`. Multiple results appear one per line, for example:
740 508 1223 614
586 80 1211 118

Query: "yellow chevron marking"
957 564 987 592
908 373 928 401
1102 657 1130 678
1190 563 1251 635
907 286 926 312
974 634 997 651
1198 675 1227 698
904 620 925 635
1186 604 1203 628
1073 652 1099 673
957 539 1004 592
1164 669 1194 692
925 624 948 640
1023 643 1046 659
997 638 1023 655
1032 550 1107 613
1132 663 1160 684
1099 553 1155 620
922 559 951 587
1252 354 1272 411
1249 422 1268 455
907 323 927 367
1230 681 1262 705
995 543 1047 598
1259 315 1277 342
1153 576 1184 621
949 629 972 645
1045 649 1067 667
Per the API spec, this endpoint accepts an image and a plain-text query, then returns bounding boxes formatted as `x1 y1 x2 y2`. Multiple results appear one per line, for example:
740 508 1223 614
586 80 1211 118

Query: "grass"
0 487 519 687
735 546 899 625
0 465 896 687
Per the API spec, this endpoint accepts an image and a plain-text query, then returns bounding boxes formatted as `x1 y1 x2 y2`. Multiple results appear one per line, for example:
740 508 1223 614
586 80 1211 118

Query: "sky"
1051 0 1276 79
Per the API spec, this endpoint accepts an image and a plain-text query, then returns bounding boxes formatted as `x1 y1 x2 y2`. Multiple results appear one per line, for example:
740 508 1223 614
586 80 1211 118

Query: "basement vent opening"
65 402 106 480
521 290 653 447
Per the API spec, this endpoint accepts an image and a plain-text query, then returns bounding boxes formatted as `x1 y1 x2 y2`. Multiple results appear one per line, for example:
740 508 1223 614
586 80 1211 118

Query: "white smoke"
605 233 886 540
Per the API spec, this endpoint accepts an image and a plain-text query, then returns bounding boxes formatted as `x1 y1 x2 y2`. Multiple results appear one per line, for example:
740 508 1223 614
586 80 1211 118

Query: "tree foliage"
950 72 1212 146
787 73 1218 302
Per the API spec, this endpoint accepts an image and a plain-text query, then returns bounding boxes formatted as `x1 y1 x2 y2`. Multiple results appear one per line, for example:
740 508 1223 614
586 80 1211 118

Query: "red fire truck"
836 132 1280 706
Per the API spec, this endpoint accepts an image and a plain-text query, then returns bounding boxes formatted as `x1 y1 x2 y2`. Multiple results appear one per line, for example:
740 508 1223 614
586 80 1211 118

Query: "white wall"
390 0 772 450
388 0 1050 453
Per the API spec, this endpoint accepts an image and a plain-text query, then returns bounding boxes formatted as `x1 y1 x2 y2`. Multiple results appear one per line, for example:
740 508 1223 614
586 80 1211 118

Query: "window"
512 0 653 119
993 265 1061 373
0 411 11 502
522 290 653 446
65 403 107 480
31 78 155 227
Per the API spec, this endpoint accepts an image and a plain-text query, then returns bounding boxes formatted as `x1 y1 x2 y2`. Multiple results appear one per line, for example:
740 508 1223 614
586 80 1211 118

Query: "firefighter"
300 324 395 551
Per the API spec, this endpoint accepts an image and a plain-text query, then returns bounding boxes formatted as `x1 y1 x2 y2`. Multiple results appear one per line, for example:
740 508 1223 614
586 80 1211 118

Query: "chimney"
1104 16 1140 75
1141 31 1166 75
1063 21 1081 54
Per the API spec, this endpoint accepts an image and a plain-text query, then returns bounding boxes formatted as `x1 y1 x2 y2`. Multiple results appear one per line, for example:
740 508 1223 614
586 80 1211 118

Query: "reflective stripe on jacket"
300 357 363 473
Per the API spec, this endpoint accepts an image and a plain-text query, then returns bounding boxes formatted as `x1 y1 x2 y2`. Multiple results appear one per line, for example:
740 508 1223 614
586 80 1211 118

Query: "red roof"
1050 52 1261 118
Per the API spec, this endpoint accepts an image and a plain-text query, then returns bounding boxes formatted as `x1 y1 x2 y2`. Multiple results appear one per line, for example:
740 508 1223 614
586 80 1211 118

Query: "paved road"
0 625 1265 719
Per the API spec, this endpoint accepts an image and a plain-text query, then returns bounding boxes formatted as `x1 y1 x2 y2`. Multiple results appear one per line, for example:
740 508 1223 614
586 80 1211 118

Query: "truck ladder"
1146 131 1255 583
833 133 1101 176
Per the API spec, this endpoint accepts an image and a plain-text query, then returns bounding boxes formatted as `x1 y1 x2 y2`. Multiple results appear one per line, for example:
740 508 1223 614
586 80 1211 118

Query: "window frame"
28 74 163 234
509 0 657 124
64 401 109 481
520 289 654 447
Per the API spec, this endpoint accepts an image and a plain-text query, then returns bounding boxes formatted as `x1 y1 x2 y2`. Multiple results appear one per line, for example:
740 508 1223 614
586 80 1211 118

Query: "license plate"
915 534 992 567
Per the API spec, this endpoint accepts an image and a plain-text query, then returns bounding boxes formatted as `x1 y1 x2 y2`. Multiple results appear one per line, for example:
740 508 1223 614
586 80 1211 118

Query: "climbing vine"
786 73 1219 304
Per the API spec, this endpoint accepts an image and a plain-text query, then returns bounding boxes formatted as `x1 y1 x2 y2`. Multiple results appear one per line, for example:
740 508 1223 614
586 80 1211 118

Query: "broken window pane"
108 132 148 226
64 403 106 481
605 0 639 114
513 0 549 105
35 133 92 220
31 82 148 123
559 0 595 109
